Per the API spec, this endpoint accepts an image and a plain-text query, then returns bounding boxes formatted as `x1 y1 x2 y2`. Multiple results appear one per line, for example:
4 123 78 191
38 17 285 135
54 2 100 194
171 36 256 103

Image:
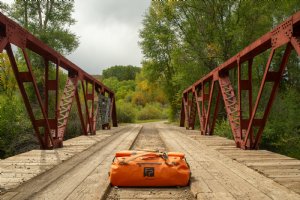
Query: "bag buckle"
161 152 168 160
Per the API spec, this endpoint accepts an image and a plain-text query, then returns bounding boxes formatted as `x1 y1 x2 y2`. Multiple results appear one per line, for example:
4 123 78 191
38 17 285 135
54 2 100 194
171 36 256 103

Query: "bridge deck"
163 124 300 199
0 125 127 193
176 128 300 195
0 122 300 200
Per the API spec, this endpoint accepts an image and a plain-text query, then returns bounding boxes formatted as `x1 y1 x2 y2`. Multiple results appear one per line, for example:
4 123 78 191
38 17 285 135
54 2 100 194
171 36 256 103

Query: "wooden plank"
160 124 300 199
15 126 139 200
159 127 272 200
267 173 300 178
278 182 300 193
55 125 142 200
0 125 129 194
225 154 293 159
1 192 18 200
176 124 300 196
245 161 300 167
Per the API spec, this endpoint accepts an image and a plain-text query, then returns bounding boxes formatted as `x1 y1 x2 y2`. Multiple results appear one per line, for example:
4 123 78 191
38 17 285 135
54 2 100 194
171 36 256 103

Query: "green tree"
101 65 169 123
0 0 79 102
102 65 141 81
139 2 179 120
0 53 17 98
6 0 79 54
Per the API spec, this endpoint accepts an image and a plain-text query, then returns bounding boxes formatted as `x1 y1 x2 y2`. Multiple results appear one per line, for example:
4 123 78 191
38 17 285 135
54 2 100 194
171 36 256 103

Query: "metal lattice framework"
180 11 300 149
0 13 117 149
96 94 112 130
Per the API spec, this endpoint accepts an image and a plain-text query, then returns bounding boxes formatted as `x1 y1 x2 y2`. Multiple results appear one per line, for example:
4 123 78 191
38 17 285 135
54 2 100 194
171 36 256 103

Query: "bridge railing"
0 13 117 149
180 11 300 150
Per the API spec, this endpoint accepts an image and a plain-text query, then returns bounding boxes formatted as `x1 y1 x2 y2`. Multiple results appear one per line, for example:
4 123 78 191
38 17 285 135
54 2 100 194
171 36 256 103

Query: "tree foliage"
139 0 300 158
139 0 300 120
0 53 17 98
102 65 141 81
2 0 79 54
102 65 168 123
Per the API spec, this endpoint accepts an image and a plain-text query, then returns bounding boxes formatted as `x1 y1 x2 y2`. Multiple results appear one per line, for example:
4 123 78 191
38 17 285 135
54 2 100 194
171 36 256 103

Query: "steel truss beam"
180 11 300 149
0 13 117 149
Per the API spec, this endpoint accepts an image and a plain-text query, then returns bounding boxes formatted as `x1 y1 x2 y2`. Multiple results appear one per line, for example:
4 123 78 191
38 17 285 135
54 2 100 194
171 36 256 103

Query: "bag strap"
118 152 178 166
119 152 162 164
134 148 160 153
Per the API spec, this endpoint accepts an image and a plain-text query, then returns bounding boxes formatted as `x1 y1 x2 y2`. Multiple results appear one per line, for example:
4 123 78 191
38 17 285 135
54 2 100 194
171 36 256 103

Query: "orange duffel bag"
109 150 190 187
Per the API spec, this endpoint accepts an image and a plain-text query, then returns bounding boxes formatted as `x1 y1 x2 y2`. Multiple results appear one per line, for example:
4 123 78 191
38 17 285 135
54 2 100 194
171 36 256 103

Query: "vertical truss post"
82 80 93 134
197 85 205 134
107 92 113 129
182 93 189 129
85 80 89 132
204 79 215 134
92 87 99 133
194 87 202 132
210 86 221 135
188 87 197 130
239 59 254 147
44 59 50 147
75 84 87 135
90 82 95 134
55 60 59 139
247 59 254 146
201 80 212 135
44 59 58 146
81 80 90 134
180 97 185 127
45 59 49 118
44 59 60 147
201 83 205 134
203 73 221 135
237 56 242 141
186 95 191 129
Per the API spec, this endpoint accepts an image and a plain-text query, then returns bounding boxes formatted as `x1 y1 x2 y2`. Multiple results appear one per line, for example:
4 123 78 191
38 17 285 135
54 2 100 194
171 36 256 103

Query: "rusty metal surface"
0 12 117 149
180 11 300 149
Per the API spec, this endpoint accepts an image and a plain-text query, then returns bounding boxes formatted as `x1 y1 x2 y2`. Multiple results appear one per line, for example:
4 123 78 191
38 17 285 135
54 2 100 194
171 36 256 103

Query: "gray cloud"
1 0 151 75
67 0 151 74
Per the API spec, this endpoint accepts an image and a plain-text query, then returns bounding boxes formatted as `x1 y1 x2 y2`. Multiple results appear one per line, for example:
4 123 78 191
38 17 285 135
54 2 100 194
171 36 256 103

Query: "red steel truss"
0 13 117 149
180 11 300 149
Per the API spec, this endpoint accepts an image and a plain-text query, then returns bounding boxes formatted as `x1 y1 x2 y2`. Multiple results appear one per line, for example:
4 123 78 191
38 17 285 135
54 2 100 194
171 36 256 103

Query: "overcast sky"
2 0 151 74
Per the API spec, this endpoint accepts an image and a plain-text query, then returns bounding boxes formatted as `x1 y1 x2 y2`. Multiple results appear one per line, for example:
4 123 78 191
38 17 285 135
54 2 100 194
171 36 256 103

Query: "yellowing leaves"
206 43 221 58
137 80 149 91
0 53 17 97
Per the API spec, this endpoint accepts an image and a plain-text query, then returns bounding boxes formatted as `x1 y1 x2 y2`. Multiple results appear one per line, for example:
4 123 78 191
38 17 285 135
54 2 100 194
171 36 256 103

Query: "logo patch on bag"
144 167 154 177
